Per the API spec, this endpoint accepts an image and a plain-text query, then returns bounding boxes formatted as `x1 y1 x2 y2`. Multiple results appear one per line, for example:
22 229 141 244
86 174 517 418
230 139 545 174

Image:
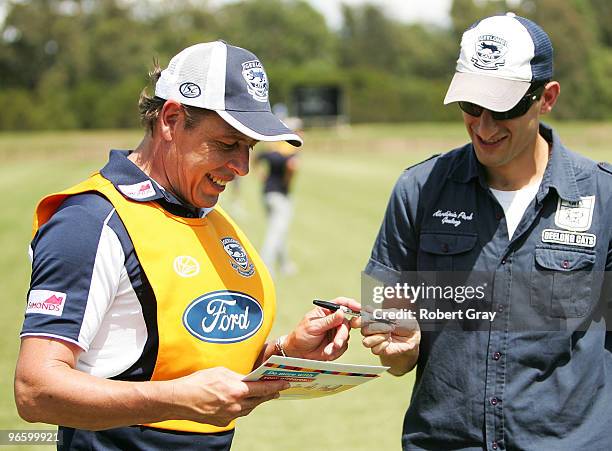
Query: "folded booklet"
243 355 389 399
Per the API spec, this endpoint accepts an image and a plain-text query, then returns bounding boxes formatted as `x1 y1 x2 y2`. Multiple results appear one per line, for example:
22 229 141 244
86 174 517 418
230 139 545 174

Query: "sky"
295 0 453 28
1 0 523 30
290 0 521 28
210 0 455 28
0 0 454 29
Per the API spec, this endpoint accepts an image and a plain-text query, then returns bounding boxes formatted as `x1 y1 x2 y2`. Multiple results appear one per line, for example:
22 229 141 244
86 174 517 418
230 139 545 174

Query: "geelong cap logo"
241 60 268 102
179 82 201 98
472 35 509 70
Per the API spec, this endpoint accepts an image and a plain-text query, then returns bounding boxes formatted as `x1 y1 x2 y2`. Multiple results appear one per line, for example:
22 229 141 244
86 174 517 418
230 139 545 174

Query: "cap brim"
443 72 531 112
216 110 303 147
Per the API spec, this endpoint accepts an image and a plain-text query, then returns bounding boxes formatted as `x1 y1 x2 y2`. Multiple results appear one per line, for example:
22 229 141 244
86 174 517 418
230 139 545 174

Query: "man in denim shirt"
362 13 612 451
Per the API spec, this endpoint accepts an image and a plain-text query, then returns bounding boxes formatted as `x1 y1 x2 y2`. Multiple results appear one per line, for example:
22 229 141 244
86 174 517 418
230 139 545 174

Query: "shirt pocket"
417 232 478 271
530 246 596 318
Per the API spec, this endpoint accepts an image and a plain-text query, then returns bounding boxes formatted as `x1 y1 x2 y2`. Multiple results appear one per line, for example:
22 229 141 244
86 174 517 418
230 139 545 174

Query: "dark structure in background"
291 85 347 127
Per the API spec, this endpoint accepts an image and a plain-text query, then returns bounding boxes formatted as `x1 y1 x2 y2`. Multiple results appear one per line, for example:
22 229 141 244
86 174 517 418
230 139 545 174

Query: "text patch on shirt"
541 229 596 248
432 209 474 228
26 290 67 316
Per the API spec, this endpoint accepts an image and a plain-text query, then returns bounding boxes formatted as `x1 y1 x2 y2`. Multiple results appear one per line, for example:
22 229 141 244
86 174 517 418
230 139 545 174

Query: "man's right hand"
354 307 421 376
170 367 289 426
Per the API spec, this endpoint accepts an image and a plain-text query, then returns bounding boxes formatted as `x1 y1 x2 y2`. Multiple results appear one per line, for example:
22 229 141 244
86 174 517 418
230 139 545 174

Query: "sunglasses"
458 85 545 120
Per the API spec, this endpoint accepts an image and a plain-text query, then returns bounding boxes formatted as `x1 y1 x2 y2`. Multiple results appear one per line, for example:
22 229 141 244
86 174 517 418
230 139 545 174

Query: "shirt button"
495 212 503 220
562 260 570 269
498 304 504 312
493 352 502 360
501 259 506 265
490 397 500 406
441 243 449 253
492 441 499 450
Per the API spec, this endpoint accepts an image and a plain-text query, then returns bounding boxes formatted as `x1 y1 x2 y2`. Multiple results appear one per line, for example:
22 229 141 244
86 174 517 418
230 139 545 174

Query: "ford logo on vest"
183 290 263 343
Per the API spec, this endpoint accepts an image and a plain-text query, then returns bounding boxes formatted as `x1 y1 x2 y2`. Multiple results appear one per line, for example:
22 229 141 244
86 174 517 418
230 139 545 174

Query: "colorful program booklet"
243 355 389 399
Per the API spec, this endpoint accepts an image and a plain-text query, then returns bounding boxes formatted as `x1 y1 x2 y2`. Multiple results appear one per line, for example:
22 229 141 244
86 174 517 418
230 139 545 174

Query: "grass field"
0 122 610 450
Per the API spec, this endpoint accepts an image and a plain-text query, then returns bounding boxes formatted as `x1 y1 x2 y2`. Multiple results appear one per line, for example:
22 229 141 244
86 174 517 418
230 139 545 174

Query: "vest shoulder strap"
33 173 112 237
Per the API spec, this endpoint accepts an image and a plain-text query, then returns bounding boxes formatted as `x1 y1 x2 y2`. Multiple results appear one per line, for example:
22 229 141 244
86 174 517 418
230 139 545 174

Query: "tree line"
0 0 610 130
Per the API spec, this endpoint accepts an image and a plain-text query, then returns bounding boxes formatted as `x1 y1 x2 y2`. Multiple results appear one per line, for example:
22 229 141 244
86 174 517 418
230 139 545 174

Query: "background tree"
516 0 606 118
0 0 609 130
450 0 509 40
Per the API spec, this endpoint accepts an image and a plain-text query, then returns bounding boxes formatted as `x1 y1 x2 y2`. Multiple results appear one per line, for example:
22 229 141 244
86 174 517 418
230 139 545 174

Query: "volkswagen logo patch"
173 255 200 278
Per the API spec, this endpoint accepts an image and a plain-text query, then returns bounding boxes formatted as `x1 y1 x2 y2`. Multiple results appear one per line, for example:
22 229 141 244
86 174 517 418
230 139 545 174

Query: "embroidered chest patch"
554 196 595 232
221 237 255 277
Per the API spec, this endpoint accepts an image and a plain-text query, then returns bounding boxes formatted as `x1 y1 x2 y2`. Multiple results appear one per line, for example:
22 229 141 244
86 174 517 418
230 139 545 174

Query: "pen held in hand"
312 299 396 325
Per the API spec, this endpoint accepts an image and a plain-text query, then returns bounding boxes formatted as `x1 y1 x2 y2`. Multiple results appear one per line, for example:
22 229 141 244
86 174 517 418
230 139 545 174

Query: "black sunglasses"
458 85 545 120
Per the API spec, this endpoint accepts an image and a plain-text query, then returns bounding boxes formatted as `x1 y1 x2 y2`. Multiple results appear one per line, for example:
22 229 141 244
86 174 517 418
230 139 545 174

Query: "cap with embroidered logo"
444 12 553 112
155 41 302 147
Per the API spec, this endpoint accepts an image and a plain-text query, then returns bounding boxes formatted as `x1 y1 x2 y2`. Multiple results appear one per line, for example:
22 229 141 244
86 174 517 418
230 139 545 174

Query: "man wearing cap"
361 13 612 450
14 41 358 450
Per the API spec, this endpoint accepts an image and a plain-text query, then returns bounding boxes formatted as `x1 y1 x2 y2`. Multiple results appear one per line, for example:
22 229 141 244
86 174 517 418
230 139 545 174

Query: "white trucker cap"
444 12 553 111
155 41 302 146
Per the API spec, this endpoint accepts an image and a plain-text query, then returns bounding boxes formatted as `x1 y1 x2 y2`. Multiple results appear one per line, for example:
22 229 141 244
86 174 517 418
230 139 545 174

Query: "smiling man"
14 41 359 451
361 13 612 450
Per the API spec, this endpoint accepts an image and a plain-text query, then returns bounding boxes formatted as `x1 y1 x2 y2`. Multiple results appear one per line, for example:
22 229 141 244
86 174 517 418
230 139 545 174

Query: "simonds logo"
26 290 67 317
183 290 263 343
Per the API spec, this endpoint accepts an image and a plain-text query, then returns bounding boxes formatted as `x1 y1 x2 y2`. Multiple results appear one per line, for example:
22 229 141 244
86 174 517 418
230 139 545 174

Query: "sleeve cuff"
364 258 403 286
20 332 88 352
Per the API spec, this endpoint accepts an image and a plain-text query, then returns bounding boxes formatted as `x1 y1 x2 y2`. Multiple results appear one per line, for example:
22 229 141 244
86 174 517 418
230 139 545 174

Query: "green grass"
1 122 610 451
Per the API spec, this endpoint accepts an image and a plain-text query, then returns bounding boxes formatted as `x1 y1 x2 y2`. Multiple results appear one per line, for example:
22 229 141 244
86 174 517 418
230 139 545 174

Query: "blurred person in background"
14 41 358 451
256 117 302 277
360 13 612 450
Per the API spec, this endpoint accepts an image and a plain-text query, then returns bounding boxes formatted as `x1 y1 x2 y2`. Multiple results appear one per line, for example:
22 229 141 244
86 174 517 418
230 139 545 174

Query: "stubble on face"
464 102 545 189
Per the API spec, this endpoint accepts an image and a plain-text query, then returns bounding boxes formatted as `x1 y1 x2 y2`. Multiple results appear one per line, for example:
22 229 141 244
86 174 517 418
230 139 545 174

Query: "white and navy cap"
444 13 553 111
155 41 303 147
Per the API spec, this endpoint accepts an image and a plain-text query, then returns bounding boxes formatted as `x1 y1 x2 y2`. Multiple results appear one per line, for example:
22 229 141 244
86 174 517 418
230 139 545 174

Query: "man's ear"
159 100 183 142
539 81 560 115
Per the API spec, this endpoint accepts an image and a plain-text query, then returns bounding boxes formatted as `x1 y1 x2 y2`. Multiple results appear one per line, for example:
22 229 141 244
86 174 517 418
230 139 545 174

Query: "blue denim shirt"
365 123 612 451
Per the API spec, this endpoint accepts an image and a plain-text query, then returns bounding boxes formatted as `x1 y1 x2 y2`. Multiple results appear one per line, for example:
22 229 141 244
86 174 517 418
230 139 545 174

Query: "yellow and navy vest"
34 173 276 433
